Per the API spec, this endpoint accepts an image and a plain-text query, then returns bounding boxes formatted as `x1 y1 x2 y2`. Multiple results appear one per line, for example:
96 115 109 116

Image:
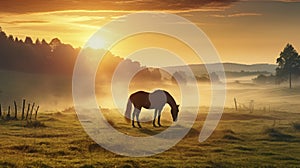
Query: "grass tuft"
234 146 255 151
0 161 16 168
222 129 242 141
120 163 134 168
25 120 46 128
26 161 53 168
80 165 95 168
223 129 235 134
38 142 50 146
263 127 294 141
10 145 38 153
291 122 300 131
88 143 105 153
222 134 243 141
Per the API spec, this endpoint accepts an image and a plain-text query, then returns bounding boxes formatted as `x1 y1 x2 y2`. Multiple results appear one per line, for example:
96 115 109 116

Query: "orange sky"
0 0 300 64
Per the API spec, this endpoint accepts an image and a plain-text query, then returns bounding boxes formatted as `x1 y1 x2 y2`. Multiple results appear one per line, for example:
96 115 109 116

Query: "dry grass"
0 108 300 167
25 120 46 128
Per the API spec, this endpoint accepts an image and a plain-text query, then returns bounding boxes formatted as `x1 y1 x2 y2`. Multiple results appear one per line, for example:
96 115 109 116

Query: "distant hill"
165 63 277 75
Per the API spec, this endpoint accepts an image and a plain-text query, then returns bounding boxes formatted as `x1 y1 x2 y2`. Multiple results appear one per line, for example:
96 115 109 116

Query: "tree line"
0 28 167 83
0 27 79 75
0 28 216 84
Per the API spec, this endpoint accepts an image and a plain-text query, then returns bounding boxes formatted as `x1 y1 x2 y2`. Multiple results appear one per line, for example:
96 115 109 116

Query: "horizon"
0 26 296 65
0 27 281 67
0 26 277 68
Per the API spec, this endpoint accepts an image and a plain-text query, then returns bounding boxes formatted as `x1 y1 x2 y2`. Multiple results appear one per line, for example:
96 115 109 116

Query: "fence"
233 97 271 113
0 99 39 121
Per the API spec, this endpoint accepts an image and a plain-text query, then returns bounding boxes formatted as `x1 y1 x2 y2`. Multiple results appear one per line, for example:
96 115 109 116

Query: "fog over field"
1 64 299 113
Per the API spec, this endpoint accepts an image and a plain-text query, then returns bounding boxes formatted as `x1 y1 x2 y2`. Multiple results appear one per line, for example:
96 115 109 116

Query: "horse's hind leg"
132 109 136 128
153 110 158 127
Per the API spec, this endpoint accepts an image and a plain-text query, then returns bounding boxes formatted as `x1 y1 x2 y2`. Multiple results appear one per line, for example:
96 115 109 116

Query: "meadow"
1 70 300 167
1 105 300 167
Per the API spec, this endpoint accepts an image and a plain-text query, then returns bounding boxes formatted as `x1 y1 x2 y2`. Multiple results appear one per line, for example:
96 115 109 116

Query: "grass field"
1 107 300 168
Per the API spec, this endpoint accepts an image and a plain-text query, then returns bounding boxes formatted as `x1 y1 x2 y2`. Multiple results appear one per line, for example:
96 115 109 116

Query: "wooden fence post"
249 100 254 113
14 100 17 119
21 99 25 120
29 103 35 120
35 106 39 120
7 106 11 119
26 103 30 120
234 98 238 111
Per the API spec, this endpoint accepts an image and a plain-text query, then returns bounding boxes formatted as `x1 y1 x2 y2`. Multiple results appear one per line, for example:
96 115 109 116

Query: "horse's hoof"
132 125 136 128
153 125 158 127
158 124 162 127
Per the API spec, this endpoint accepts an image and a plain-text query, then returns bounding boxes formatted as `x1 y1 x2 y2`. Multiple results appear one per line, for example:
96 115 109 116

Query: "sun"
86 36 106 49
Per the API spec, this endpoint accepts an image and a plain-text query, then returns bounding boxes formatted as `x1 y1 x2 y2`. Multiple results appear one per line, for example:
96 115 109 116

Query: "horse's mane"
163 90 176 106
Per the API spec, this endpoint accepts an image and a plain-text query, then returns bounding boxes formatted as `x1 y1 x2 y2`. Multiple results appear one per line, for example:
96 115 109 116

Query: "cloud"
2 20 48 25
0 0 238 13
211 12 262 18
242 0 300 2
274 0 300 2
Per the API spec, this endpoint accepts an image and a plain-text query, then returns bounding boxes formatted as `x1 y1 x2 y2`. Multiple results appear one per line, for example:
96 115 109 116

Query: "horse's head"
171 104 179 122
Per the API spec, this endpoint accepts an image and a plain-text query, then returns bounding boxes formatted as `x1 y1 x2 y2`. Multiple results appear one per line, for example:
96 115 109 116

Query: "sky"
0 0 300 65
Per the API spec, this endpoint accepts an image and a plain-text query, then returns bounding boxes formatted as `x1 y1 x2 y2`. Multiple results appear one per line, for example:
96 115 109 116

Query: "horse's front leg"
158 110 162 127
153 109 158 127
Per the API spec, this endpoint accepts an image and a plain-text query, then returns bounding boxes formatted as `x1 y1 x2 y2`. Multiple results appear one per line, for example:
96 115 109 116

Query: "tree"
35 38 41 45
24 36 33 45
276 43 300 88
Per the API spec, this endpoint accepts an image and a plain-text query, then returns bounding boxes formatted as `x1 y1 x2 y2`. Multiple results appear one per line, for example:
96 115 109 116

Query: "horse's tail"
124 98 132 123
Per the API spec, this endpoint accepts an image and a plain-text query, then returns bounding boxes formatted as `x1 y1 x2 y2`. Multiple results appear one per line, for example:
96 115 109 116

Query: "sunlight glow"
86 36 106 49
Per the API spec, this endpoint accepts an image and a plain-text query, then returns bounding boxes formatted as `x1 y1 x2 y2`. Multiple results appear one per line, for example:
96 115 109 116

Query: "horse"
124 90 179 128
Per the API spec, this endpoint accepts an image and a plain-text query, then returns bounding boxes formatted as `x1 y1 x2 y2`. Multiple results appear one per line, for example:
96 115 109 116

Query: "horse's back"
130 91 151 109
149 90 167 109
129 90 168 110
130 91 149 98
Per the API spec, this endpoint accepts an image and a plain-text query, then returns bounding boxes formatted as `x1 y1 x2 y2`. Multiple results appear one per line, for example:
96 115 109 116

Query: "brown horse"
125 90 179 128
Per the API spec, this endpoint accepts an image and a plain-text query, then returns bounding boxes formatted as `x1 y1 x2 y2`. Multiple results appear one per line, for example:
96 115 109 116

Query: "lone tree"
276 43 300 88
